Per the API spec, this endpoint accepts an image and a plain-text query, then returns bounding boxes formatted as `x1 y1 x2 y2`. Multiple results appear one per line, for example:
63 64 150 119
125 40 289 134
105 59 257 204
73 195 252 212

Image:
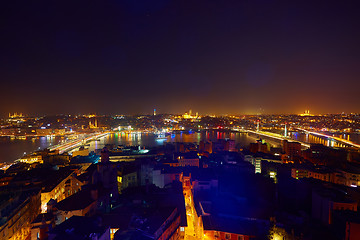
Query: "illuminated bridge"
49 132 110 154
295 128 360 149
243 129 310 148
237 128 360 150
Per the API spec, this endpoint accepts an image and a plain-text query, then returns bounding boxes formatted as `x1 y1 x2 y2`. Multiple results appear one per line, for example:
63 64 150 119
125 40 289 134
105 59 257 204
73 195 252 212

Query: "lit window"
117 176 122 183
180 227 184 232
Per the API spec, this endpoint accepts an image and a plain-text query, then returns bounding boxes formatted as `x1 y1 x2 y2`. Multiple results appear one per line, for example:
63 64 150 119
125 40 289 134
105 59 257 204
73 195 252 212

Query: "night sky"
1 0 359 116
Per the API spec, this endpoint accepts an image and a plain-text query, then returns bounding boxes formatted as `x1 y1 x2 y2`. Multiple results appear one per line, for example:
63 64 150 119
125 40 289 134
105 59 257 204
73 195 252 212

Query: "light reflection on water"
1 131 359 163
0 136 63 163
86 131 257 152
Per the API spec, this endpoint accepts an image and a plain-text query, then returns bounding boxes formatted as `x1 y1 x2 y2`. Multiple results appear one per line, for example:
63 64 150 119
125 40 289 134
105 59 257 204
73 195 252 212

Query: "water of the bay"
0 136 63 163
0 131 359 164
0 131 256 163
84 131 257 153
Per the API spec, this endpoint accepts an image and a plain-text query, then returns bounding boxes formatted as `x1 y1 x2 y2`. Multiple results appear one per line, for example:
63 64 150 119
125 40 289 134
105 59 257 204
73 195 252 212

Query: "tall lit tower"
153 109 156 116
284 124 287 137
256 120 260 131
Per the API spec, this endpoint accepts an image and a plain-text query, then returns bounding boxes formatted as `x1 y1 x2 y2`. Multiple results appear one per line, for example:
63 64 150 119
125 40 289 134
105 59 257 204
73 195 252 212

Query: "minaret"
153 109 156 116
284 124 287 137
257 120 260 131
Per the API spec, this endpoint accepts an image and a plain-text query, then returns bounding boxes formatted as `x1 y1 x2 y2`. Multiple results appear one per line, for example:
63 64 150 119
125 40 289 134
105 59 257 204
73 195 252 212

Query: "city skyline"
1 1 360 238
1 0 359 116
3 109 360 119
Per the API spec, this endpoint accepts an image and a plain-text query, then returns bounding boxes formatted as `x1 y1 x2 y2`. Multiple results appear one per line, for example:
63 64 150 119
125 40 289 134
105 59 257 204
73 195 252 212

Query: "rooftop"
49 216 108 240
56 188 96 211
202 215 270 236
102 183 187 235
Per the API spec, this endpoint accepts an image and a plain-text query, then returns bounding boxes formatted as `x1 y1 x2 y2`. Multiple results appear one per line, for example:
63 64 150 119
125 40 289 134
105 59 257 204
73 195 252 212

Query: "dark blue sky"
1 0 359 115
